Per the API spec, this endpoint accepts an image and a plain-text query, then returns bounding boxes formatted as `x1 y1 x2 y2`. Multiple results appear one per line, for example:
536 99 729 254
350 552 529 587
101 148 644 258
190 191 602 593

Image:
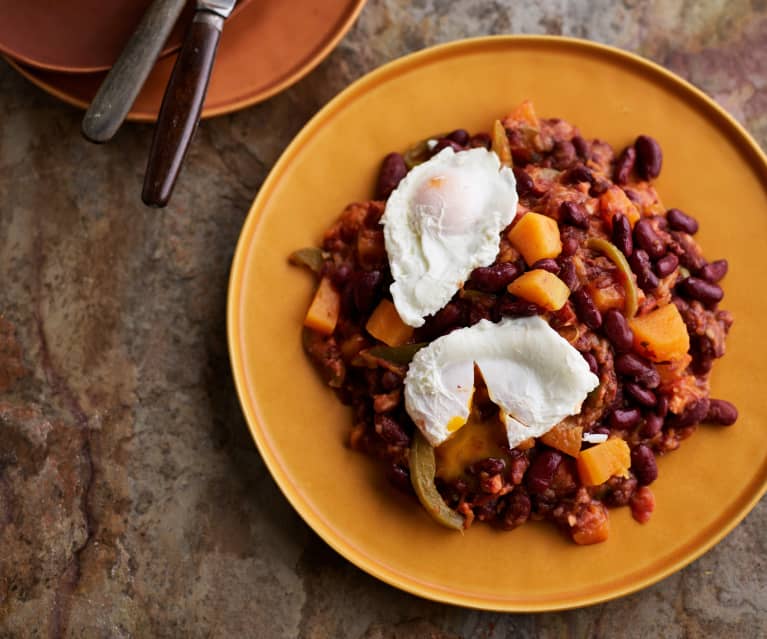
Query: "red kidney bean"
655 394 669 417
531 258 560 274
448 128 470 146
582 351 599 375
433 138 464 154
468 261 522 292
677 277 724 307
558 259 578 290
561 236 579 257
380 370 401 392
670 398 710 428
634 135 663 180
375 153 408 200
526 450 563 494
699 259 728 283
641 412 663 437
386 464 413 493
614 146 636 185
572 289 602 329
563 165 594 185
501 491 532 530
512 167 535 197
552 140 577 169
634 219 665 259
589 178 610 197
706 399 738 425
666 208 698 234
631 444 658 485
468 457 506 476
654 253 679 278
352 270 383 313
629 249 660 291
374 414 410 446
571 135 589 159
469 132 492 149
625 382 657 407
428 302 463 334
497 298 541 317
559 201 589 229
603 309 634 352
614 353 661 388
329 262 352 287
691 354 713 376
610 408 642 430
611 213 633 257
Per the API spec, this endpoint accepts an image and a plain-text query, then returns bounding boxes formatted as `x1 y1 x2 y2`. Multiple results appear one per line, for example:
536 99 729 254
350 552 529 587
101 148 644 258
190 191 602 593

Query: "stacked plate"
0 0 366 119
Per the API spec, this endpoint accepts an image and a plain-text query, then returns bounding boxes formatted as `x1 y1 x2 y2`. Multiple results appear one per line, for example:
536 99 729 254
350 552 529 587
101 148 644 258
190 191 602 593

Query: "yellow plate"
228 36 767 611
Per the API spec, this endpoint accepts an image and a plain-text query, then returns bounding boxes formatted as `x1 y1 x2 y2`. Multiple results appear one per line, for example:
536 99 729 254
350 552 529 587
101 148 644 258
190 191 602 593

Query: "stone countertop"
1 1 765 637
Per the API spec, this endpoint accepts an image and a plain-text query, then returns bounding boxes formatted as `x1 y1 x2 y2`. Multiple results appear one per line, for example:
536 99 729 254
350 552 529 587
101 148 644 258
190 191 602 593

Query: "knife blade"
142 0 237 207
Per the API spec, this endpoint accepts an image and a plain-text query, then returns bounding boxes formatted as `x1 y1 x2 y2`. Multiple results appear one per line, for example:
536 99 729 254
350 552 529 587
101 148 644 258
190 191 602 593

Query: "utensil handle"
81 0 187 143
142 12 223 208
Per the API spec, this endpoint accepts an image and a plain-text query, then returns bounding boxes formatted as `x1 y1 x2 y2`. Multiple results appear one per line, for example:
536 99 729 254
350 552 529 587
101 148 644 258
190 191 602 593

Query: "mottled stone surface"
0 1 766 637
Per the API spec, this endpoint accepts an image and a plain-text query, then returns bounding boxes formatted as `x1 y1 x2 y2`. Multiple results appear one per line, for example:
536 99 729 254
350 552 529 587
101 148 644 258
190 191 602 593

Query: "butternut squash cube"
599 186 640 228
304 277 341 335
577 438 631 486
507 99 539 128
492 119 513 167
541 422 583 457
589 284 625 313
506 212 562 265
365 299 413 346
628 303 690 362
507 269 570 311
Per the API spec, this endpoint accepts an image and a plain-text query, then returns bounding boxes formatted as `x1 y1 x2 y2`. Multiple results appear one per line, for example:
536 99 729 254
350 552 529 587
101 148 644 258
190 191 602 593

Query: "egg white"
381 147 518 327
404 316 600 448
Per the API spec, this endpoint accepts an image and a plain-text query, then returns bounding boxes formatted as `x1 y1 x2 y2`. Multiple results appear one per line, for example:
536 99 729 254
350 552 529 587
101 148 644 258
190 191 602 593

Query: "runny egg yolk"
412 168 484 235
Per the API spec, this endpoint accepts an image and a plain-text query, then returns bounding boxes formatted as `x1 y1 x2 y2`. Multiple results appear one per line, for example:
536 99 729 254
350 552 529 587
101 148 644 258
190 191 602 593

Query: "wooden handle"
81 0 187 143
142 12 224 208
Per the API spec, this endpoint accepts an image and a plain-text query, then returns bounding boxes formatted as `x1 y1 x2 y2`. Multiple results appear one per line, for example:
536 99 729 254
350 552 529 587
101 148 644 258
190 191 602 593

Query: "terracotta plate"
227 36 767 611
0 0 251 73
5 0 366 119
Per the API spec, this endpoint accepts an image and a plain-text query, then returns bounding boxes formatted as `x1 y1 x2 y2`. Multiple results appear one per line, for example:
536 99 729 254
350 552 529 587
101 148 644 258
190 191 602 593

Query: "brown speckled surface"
1 1 766 637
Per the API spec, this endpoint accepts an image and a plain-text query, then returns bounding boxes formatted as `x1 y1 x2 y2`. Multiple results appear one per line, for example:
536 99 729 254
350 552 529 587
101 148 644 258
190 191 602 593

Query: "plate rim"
227 34 767 611
0 0 254 74
2 0 366 120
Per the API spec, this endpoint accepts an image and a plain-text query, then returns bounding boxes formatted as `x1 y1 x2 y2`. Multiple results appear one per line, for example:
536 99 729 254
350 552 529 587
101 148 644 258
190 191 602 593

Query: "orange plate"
0 0 253 74
5 0 366 119
227 36 767 611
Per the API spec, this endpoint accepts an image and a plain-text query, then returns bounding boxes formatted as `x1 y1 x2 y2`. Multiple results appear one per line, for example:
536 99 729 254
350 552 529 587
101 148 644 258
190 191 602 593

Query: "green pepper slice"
288 247 326 275
587 237 639 318
409 431 465 531
366 342 426 366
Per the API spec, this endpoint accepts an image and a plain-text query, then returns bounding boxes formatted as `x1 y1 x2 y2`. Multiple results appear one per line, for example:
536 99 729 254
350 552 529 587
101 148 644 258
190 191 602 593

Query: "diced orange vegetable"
304 277 340 335
492 119 513 167
571 504 610 545
541 422 583 457
506 212 562 265
516 437 535 451
628 303 690 362
365 299 414 346
577 438 631 486
507 269 570 311
507 99 538 128
599 186 640 228
589 284 625 313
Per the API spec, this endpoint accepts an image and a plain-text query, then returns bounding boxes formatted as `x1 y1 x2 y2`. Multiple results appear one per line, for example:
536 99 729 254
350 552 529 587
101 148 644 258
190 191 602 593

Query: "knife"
81 0 187 144
142 0 237 207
